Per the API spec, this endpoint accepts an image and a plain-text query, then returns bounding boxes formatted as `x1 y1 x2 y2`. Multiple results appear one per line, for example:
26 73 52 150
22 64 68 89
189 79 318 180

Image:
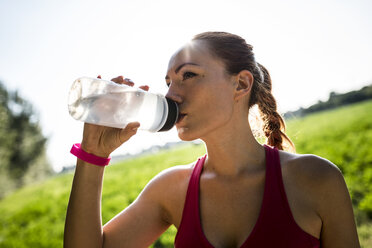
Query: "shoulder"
145 162 195 191
278 150 349 212
278 151 359 245
137 160 197 224
279 150 344 185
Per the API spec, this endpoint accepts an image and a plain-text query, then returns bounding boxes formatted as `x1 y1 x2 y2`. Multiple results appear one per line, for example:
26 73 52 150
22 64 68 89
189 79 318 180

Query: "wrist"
80 142 111 158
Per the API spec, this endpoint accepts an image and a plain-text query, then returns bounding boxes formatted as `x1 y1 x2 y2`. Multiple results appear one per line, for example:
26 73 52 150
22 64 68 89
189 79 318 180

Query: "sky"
0 0 371 172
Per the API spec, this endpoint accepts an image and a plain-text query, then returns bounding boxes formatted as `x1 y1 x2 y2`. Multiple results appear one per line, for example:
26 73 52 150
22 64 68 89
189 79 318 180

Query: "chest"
198 172 266 247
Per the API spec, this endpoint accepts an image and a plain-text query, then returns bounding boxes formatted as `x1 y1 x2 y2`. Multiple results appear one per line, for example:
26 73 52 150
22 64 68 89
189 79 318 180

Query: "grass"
0 100 371 247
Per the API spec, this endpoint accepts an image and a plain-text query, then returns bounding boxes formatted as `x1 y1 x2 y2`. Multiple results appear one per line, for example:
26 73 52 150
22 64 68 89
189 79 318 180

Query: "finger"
124 78 135 87
126 122 140 130
124 78 134 83
139 85 150 91
111 76 135 87
111 75 125 83
119 122 140 143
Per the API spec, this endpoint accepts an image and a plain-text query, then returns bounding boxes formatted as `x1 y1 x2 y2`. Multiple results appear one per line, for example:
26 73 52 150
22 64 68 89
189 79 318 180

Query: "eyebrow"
165 62 200 80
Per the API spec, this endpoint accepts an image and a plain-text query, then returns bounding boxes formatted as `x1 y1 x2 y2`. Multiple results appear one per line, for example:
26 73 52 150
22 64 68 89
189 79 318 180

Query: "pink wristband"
70 143 111 166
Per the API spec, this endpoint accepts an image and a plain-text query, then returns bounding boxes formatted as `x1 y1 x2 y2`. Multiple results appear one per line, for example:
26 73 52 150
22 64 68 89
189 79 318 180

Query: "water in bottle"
68 77 178 132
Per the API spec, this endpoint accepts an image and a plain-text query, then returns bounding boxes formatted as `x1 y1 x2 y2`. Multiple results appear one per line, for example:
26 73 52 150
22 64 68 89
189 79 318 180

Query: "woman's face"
165 40 237 141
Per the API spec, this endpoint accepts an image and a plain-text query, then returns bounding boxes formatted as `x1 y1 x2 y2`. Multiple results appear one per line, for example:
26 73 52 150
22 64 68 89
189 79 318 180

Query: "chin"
177 127 200 141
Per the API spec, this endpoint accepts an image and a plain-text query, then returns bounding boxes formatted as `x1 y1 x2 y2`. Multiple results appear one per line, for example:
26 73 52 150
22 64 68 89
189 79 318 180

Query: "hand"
80 75 150 158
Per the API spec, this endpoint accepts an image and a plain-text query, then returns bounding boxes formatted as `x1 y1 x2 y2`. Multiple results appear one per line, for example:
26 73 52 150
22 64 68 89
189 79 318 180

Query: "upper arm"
310 156 360 247
102 166 185 248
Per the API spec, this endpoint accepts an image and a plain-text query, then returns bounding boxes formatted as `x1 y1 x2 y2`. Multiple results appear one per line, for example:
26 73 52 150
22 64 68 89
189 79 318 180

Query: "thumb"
119 122 140 143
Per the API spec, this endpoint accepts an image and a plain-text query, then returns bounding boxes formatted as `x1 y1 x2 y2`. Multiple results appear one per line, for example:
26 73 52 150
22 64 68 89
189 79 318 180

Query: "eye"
182 71 197 80
165 71 198 87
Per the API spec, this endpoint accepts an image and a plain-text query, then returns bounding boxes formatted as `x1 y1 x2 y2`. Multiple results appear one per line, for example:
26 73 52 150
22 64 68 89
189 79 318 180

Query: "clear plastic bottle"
68 77 178 132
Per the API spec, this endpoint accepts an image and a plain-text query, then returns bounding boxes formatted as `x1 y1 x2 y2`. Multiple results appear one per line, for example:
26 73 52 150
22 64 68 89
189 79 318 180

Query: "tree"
0 81 52 197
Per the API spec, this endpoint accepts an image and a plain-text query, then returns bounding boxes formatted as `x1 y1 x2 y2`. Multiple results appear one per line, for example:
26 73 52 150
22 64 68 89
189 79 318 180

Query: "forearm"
64 159 105 248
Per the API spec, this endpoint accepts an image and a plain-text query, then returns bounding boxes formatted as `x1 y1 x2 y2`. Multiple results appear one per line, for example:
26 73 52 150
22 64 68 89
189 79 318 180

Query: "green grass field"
0 100 371 247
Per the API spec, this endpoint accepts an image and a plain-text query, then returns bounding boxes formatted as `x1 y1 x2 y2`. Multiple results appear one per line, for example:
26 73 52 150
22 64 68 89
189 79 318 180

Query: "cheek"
204 97 233 123
197 85 234 125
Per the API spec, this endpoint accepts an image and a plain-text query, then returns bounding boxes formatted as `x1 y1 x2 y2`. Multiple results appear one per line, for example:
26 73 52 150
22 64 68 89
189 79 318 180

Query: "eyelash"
166 71 198 87
182 71 197 80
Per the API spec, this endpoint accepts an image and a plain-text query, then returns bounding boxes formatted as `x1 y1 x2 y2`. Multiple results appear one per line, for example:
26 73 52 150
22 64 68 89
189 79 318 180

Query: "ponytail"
250 63 295 152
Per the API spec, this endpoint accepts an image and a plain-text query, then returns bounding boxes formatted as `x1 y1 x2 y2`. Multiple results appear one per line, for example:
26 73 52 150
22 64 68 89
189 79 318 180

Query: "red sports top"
174 145 320 248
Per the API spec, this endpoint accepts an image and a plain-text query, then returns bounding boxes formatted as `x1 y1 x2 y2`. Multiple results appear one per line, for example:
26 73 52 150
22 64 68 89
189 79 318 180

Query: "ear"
234 70 254 101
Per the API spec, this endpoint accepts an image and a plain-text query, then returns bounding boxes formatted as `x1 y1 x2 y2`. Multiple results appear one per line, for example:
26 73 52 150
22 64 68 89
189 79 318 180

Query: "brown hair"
193 32 295 151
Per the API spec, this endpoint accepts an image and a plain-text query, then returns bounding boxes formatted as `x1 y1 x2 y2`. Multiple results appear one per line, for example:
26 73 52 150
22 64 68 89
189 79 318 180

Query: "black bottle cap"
159 97 179 132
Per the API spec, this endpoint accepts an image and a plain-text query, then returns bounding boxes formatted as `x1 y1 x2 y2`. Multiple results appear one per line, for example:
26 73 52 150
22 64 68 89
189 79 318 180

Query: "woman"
64 32 360 247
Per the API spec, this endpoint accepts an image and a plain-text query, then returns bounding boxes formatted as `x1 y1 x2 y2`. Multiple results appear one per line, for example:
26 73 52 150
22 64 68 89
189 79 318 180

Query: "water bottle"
68 77 179 132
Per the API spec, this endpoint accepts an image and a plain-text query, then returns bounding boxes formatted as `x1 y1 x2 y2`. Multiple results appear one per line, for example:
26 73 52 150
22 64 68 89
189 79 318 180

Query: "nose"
165 82 183 105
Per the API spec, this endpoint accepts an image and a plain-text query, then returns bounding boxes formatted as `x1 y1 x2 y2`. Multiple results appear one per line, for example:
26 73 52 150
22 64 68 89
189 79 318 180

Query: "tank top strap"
263 144 282 192
187 154 206 219
262 144 300 223
174 154 210 248
260 145 286 214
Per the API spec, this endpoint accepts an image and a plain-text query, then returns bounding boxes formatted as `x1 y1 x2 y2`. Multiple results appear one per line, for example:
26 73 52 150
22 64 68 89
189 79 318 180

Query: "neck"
201 118 266 178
